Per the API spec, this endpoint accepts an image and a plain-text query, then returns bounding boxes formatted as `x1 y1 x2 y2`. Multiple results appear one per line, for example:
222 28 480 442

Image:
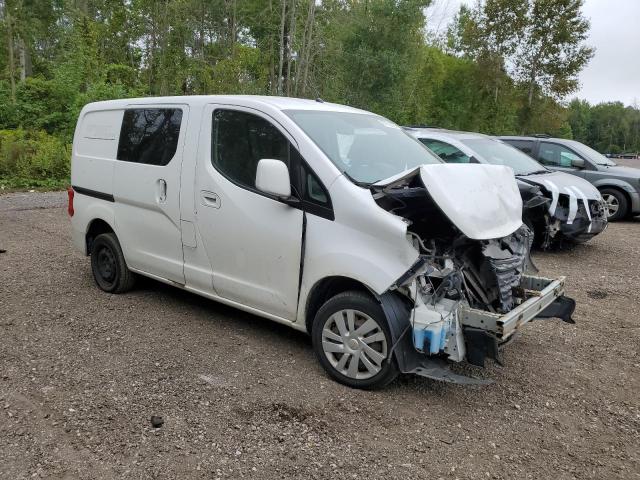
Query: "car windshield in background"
284 110 441 184
461 138 548 175
565 140 617 166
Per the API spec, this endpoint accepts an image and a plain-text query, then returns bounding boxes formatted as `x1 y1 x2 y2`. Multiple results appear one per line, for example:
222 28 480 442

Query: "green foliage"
448 0 593 133
567 99 591 140
569 100 640 153
207 45 270 95
322 0 430 120
0 129 70 187
0 0 626 191
13 77 70 133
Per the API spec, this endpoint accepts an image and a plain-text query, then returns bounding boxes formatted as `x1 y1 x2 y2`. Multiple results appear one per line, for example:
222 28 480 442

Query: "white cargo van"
69 96 575 388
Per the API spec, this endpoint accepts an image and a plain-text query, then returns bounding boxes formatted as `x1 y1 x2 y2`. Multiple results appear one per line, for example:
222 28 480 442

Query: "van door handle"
157 179 167 203
200 191 221 209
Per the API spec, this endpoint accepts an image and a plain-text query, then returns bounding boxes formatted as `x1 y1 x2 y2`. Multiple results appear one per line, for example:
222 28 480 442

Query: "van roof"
82 95 369 114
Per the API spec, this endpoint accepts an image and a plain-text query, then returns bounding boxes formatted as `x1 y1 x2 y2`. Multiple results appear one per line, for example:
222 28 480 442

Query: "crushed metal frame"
459 275 566 340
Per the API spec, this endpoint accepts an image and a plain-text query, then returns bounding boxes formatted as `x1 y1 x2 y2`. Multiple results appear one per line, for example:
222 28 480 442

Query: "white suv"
69 95 575 388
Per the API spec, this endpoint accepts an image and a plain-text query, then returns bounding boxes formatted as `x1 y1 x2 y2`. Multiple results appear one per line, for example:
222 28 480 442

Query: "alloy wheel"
602 193 619 218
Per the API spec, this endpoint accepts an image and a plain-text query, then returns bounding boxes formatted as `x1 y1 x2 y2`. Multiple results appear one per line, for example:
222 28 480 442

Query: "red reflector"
67 187 74 217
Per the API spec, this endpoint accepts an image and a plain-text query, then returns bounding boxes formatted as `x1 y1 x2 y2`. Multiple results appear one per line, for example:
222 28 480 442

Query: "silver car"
405 128 608 248
500 135 640 221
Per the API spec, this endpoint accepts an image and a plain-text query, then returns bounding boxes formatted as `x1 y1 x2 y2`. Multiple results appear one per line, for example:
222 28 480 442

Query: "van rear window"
117 109 182 166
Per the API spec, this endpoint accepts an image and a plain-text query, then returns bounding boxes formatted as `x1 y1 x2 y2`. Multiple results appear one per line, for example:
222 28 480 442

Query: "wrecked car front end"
519 173 607 248
373 164 575 384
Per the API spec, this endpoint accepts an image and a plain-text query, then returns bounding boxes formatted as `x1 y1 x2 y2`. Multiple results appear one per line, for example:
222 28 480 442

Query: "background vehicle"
499 135 640 221
405 128 607 248
70 96 574 389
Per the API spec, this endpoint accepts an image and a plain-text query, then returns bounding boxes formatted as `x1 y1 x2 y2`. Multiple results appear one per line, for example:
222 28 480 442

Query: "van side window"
212 109 290 189
297 154 329 206
212 109 333 219
304 169 328 204
117 109 182 165
294 150 333 220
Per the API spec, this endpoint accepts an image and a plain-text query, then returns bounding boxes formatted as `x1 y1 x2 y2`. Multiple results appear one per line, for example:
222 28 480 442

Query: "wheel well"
304 276 372 334
86 219 114 255
598 185 631 207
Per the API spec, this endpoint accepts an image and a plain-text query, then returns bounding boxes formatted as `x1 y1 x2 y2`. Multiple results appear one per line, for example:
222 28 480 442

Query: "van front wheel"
90 233 136 293
312 291 398 389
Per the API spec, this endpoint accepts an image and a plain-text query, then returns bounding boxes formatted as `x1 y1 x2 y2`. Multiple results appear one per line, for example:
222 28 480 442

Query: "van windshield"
284 110 442 184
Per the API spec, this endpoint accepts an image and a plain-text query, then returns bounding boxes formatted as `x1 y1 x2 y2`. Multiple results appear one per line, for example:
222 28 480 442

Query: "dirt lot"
1 191 639 480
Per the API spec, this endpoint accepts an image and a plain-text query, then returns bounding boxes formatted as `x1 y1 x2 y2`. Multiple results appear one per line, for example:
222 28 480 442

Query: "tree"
318 0 430 119
448 0 593 132
568 98 591 142
514 0 593 133
447 0 526 131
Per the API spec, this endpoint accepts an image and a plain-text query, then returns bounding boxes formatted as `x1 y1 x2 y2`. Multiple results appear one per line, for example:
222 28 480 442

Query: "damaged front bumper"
521 178 608 247
457 275 574 366
557 206 607 243
380 275 575 385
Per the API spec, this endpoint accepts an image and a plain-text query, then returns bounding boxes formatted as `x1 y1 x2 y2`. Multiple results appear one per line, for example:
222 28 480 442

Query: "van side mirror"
256 159 291 198
571 158 585 168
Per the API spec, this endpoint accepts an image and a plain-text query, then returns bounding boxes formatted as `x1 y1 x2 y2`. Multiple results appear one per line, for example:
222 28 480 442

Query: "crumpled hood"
518 170 601 200
375 164 523 240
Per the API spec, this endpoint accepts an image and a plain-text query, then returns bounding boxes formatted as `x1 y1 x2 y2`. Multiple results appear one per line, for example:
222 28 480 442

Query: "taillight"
67 187 74 217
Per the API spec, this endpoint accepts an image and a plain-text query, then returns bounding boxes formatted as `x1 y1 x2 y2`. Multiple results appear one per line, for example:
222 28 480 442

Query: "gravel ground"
1 191 639 480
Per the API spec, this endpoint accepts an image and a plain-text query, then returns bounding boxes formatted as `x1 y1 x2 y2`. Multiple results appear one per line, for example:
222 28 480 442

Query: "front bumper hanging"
459 275 573 341
379 275 575 385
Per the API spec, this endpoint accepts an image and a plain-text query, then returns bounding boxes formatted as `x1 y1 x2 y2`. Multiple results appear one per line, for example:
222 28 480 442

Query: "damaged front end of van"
371 164 576 384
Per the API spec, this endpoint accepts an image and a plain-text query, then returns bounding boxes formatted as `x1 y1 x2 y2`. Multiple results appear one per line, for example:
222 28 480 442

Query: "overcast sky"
425 0 640 106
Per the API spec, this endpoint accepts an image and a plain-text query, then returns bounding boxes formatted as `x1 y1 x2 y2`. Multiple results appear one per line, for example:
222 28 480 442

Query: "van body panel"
71 109 123 196
112 104 189 284
113 161 185 283
181 223 216 293
192 104 304 320
70 195 117 255
298 174 419 311
177 103 208 291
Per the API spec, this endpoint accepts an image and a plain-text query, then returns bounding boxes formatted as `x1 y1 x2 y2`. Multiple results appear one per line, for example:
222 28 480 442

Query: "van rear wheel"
90 233 136 293
311 291 398 389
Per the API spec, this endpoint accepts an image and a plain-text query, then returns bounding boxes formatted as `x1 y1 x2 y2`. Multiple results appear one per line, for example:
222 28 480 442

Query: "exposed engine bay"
371 165 576 382
374 166 533 312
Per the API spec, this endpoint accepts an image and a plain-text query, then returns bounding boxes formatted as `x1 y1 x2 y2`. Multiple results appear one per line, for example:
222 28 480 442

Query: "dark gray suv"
499 135 640 221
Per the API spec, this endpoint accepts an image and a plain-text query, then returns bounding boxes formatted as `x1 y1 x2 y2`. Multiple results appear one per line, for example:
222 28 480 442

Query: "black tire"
90 232 136 293
311 290 398 389
600 188 628 221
